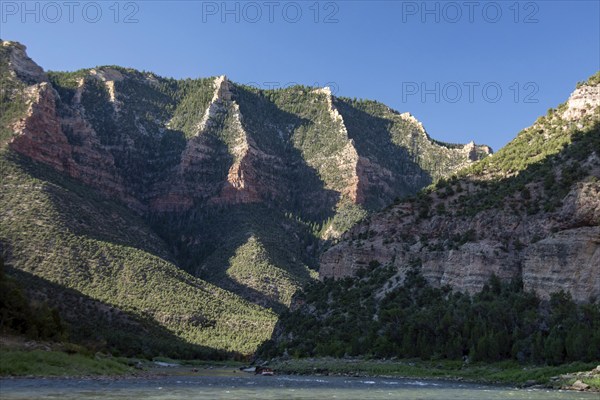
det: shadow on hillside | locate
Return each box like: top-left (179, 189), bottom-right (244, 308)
top-left (60, 72), bottom-right (191, 194)
top-left (4, 264), bottom-right (238, 360)
top-left (8, 151), bottom-right (178, 264)
top-left (150, 203), bottom-right (317, 314)
top-left (5, 85), bottom-right (445, 336)
top-left (7, 127), bottom-right (318, 317)
top-left (234, 85), bottom-right (341, 222)
top-left (334, 98), bottom-right (433, 210)
top-left (447, 121), bottom-right (600, 219)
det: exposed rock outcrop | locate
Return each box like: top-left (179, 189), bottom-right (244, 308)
top-left (10, 83), bottom-right (76, 173)
top-left (89, 68), bottom-right (124, 112)
top-left (523, 227), bottom-right (599, 303)
top-left (4, 43), bottom-right (143, 211)
top-left (311, 87), bottom-right (365, 203)
top-left (562, 83), bottom-right (600, 121)
top-left (196, 75), bottom-right (232, 133)
top-left (321, 177), bottom-right (600, 302)
top-left (2, 40), bottom-right (516, 311)
top-left (214, 102), bottom-right (264, 205)
top-left (2, 39), bottom-right (598, 353)
top-left (2, 41), bottom-right (47, 84)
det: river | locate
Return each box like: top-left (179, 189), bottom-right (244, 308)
top-left (0, 371), bottom-right (597, 400)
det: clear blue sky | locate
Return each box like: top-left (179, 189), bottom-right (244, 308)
top-left (2, 0), bottom-right (599, 151)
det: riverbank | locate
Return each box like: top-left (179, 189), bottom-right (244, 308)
top-left (267, 357), bottom-right (600, 391)
top-left (1, 338), bottom-right (597, 392)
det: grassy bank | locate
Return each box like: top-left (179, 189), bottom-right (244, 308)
top-left (268, 357), bottom-right (600, 390)
top-left (0, 338), bottom-right (247, 378)
top-left (0, 349), bottom-right (134, 377)
top-left (0, 349), bottom-right (247, 378)
top-left (0, 331), bottom-right (246, 378)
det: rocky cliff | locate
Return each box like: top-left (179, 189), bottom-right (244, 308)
top-left (320, 74), bottom-right (600, 303)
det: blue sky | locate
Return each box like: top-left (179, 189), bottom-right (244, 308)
top-left (1, 0), bottom-right (599, 151)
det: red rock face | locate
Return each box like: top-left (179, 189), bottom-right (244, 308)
top-left (5, 41), bottom-right (489, 219)
top-left (6, 41), bottom-right (598, 304)
top-left (10, 84), bottom-right (78, 175)
top-left (5, 78), bottom-right (487, 219)
top-left (9, 81), bottom-right (145, 212)
top-left (216, 157), bottom-right (263, 204)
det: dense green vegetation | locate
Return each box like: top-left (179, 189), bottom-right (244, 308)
top-left (149, 203), bottom-right (319, 312)
top-left (234, 85), bottom-right (340, 220)
top-left (270, 76), bottom-right (600, 378)
top-left (576, 71), bottom-right (600, 88)
top-left (396, 91), bottom-right (600, 221)
top-left (47, 69), bottom-right (90, 104)
top-left (222, 235), bottom-right (315, 308)
top-left (322, 203), bottom-right (369, 237)
top-left (168, 77), bottom-right (219, 137)
top-left (463, 101), bottom-right (597, 180)
top-left (262, 264), bottom-right (600, 365)
top-left (337, 97), bottom-right (487, 197)
top-left (234, 84), bottom-right (482, 213)
top-left (0, 257), bottom-right (67, 341)
top-left (42, 61), bottom-right (484, 237)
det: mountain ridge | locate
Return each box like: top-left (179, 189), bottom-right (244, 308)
top-left (0, 39), bottom-right (490, 356)
top-left (3, 40), bottom-right (492, 214)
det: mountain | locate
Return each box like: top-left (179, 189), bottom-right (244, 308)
top-left (320, 73), bottom-right (600, 302)
top-left (261, 73), bottom-right (600, 364)
top-left (0, 40), bottom-right (488, 357)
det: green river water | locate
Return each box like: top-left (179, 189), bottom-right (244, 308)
top-left (0, 371), bottom-right (597, 399)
